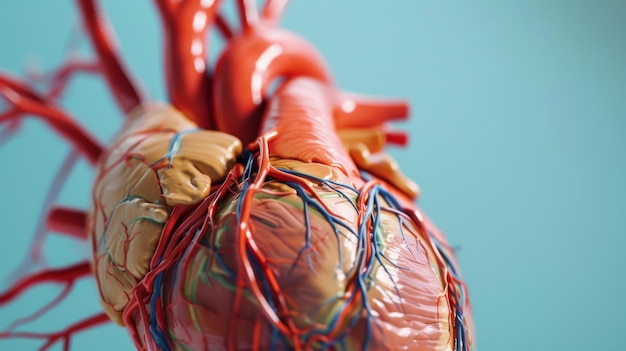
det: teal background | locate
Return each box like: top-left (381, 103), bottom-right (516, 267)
top-left (0, 1), bottom-right (625, 350)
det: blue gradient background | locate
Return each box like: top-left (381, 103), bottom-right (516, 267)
top-left (0, 1), bottom-right (624, 350)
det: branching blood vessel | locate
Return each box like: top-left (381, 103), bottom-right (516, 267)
top-left (0, 1), bottom-right (475, 350)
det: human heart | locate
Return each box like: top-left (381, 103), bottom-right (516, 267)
top-left (0, 1), bottom-right (474, 350)
top-left (89, 52), bottom-right (474, 350)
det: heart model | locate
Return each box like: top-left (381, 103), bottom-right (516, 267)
top-left (0, 1), bottom-right (475, 350)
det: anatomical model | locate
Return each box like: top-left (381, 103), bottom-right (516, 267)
top-left (0, 1), bottom-right (474, 350)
